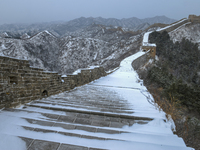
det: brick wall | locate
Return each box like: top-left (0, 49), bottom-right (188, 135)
top-left (0, 56), bottom-right (106, 108)
top-left (142, 46), bottom-right (156, 58)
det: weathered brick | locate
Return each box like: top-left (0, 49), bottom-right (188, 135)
top-left (0, 56), bottom-right (106, 108)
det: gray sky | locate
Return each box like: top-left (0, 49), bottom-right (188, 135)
top-left (0, 0), bottom-right (200, 24)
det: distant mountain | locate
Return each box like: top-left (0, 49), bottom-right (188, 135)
top-left (0, 16), bottom-right (176, 37)
top-left (142, 16), bottom-right (176, 25)
top-left (0, 15), bottom-right (178, 74)
top-left (49, 16), bottom-right (176, 35)
top-left (0, 25), bottom-right (143, 74)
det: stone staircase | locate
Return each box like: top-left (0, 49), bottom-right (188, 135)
top-left (0, 52), bottom-right (193, 150)
top-left (0, 83), bottom-right (191, 150)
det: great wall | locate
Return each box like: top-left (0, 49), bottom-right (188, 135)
top-left (0, 56), bottom-right (106, 109)
top-left (0, 15), bottom-right (199, 150)
top-left (140, 15), bottom-right (200, 63)
top-left (1, 15), bottom-right (199, 110)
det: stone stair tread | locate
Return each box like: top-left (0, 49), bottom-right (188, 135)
top-left (1, 134), bottom-right (189, 150)
top-left (2, 108), bottom-right (179, 137)
top-left (19, 137), bottom-right (107, 150)
top-left (1, 106), bottom-right (191, 149)
top-left (29, 101), bottom-right (134, 114)
top-left (25, 104), bottom-right (152, 121)
top-left (3, 107), bottom-right (173, 136)
top-left (17, 133), bottom-right (189, 150)
top-left (37, 98), bottom-right (131, 106)
top-left (33, 100), bottom-right (133, 112)
top-left (17, 124), bottom-right (186, 148)
top-left (3, 108), bottom-right (150, 128)
top-left (1, 107), bottom-right (191, 149)
top-left (19, 124), bottom-right (185, 147)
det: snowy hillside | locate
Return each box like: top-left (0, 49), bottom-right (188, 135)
top-left (0, 31), bottom-right (61, 71)
top-left (0, 25), bottom-right (142, 74)
top-left (59, 34), bottom-right (141, 73)
top-left (169, 23), bottom-right (200, 49)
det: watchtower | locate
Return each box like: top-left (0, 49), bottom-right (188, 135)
top-left (142, 43), bottom-right (156, 58)
top-left (188, 15), bottom-right (200, 23)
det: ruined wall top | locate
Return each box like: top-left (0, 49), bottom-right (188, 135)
top-left (188, 15), bottom-right (200, 23)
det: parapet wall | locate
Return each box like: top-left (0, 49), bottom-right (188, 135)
top-left (0, 56), bottom-right (106, 108)
top-left (158, 19), bottom-right (189, 33)
top-left (132, 52), bottom-right (151, 70)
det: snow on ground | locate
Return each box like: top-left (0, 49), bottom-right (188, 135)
top-left (143, 32), bottom-right (151, 43)
top-left (92, 52), bottom-right (166, 118)
top-left (91, 51), bottom-right (191, 149)
top-left (142, 18), bottom-right (188, 47)
top-left (169, 22), bottom-right (191, 33)
top-left (169, 23), bottom-right (200, 49)
top-left (143, 31), bottom-right (156, 46)
top-left (72, 66), bottom-right (100, 75)
top-left (0, 51), bottom-right (193, 149)
top-left (157, 18), bottom-right (188, 32)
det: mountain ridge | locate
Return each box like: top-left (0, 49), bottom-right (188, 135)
top-left (0, 16), bottom-right (176, 37)
top-left (0, 24), bottom-right (143, 74)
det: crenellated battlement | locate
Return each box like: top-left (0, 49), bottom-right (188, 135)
top-left (0, 55), bottom-right (106, 108)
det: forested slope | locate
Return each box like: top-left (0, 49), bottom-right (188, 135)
top-left (139, 31), bottom-right (200, 149)
top-left (148, 31), bottom-right (200, 111)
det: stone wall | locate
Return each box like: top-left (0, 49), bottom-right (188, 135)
top-left (142, 46), bottom-right (156, 58)
top-left (188, 15), bottom-right (200, 23)
top-left (159, 18), bottom-right (189, 33)
top-left (141, 18), bottom-right (192, 60)
top-left (0, 56), bottom-right (106, 108)
top-left (132, 52), bottom-right (151, 70)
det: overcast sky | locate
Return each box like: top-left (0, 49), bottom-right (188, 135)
top-left (0, 0), bottom-right (200, 24)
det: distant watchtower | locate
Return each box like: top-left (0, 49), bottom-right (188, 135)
top-left (188, 15), bottom-right (200, 23)
top-left (142, 43), bottom-right (156, 58)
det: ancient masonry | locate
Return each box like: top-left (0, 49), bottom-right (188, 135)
top-left (141, 15), bottom-right (200, 58)
top-left (132, 52), bottom-right (151, 70)
top-left (141, 44), bottom-right (156, 58)
top-left (188, 15), bottom-right (200, 23)
top-left (0, 56), bottom-right (106, 108)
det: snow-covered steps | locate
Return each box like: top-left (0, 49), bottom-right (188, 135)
top-left (0, 108), bottom-right (189, 150)
top-left (0, 51), bottom-right (193, 149)
top-left (3, 107), bottom-right (151, 129)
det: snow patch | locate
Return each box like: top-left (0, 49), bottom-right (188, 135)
top-left (157, 18), bottom-right (188, 32)
top-left (1, 44), bottom-right (6, 50)
top-left (93, 52), bottom-right (98, 60)
top-left (72, 66), bottom-right (100, 75)
top-left (61, 75), bottom-right (67, 77)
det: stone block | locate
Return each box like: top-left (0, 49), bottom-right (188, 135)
top-left (28, 140), bottom-right (60, 150)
